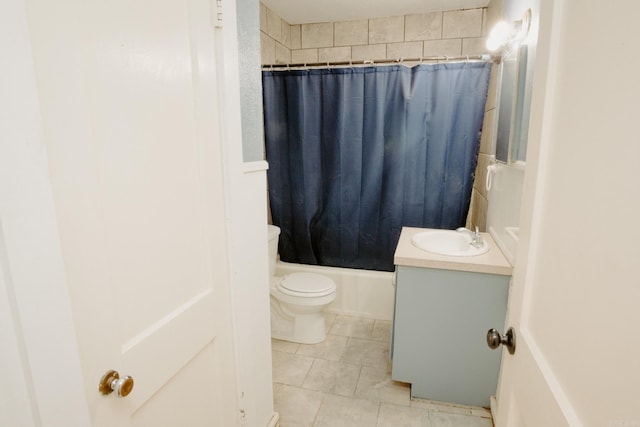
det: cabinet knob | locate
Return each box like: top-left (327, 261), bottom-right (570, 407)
top-left (487, 327), bottom-right (516, 354)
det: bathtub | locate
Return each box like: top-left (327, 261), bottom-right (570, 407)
top-left (275, 261), bottom-right (395, 321)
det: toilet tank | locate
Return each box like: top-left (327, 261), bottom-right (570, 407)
top-left (267, 225), bottom-right (281, 277)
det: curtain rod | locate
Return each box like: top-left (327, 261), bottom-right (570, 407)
top-left (262, 54), bottom-right (500, 70)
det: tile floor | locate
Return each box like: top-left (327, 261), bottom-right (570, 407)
top-left (272, 314), bottom-right (494, 427)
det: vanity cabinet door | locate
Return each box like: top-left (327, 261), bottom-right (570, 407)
top-left (391, 265), bottom-right (509, 407)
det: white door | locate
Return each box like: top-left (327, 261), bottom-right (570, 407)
top-left (13, 0), bottom-right (240, 425)
top-left (494, 1), bottom-right (640, 425)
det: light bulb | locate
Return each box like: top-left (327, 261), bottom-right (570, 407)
top-left (486, 21), bottom-right (513, 51)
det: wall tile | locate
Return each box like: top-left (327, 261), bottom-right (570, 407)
top-left (260, 31), bottom-right (276, 65)
top-left (335, 20), bottom-right (369, 47)
top-left (259, 3), bottom-right (267, 32)
top-left (423, 39), bottom-right (462, 57)
top-left (290, 25), bottom-right (301, 49)
top-left (482, 9), bottom-right (488, 36)
top-left (351, 44), bottom-right (386, 61)
top-left (470, 191), bottom-right (488, 232)
top-left (485, 0), bottom-right (504, 36)
top-left (301, 22), bottom-right (334, 48)
top-left (291, 48), bottom-right (319, 64)
top-left (405, 12), bottom-right (442, 41)
top-left (479, 108), bottom-right (496, 154)
top-left (275, 43), bottom-right (291, 64)
top-left (259, 5), bottom-right (490, 67)
top-left (443, 9), bottom-right (483, 39)
top-left (281, 21), bottom-right (291, 48)
top-left (462, 37), bottom-right (488, 55)
top-left (266, 7), bottom-right (283, 41)
top-left (319, 47), bottom-right (352, 63)
top-left (369, 16), bottom-right (404, 44)
top-left (465, 189), bottom-right (476, 229)
top-left (386, 41), bottom-right (423, 59)
top-left (474, 153), bottom-right (492, 198)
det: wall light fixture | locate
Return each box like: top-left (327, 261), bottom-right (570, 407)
top-left (486, 9), bottom-right (532, 52)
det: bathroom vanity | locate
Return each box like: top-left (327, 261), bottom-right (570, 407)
top-left (392, 227), bottom-right (512, 407)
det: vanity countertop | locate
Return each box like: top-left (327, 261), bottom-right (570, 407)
top-left (394, 227), bottom-right (512, 276)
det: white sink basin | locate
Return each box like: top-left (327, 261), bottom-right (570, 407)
top-left (411, 229), bottom-right (489, 257)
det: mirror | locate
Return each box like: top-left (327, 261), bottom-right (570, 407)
top-left (495, 44), bottom-right (529, 163)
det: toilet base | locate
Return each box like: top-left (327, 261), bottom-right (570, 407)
top-left (270, 298), bottom-right (329, 344)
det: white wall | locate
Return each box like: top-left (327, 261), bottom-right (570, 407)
top-left (519, 1), bottom-right (640, 423)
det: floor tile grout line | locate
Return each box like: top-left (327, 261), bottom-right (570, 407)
top-left (328, 331), bottom-right (392, 344)
top-left (352, 364), bottom-right (363, 398)
top-left (374, 399), bottom-right (382, 427)
top-left (310, 391), bottom-right (327, 427)
top-left (299, 355), bottom-right (317, 388)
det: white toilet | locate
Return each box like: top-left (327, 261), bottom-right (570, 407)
top-left (267, 225), bottom-right (336, 344)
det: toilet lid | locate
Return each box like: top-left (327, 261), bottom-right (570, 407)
top-left (278, 273), bottom-right (336, 297)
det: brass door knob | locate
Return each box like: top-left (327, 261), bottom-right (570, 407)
top-left (99, 370), bottom-right (134, 397)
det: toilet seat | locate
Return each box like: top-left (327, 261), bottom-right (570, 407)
top-left (277, 273), bottom-right (336, 298)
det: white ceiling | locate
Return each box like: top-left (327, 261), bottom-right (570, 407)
top-left (261, 0), bottom-right (491, 24)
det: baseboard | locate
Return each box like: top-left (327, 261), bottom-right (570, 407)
top-left (490, 395), bottom-right (498, 426)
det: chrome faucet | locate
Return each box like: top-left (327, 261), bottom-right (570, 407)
top-left (456, 226), bottom-right (484, 248)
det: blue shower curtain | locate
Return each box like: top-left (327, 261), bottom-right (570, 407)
top-left (263, 62), bottom-right (491, 271)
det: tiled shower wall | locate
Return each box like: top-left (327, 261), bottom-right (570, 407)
top-left (260, 5), bottom-right (493, 65)
top-left (467, 64), bottom-right (499, 232)
top-left (259, 2), bottom-right (502, 231)
top-left (467, 0), bottom-right (502, 232)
